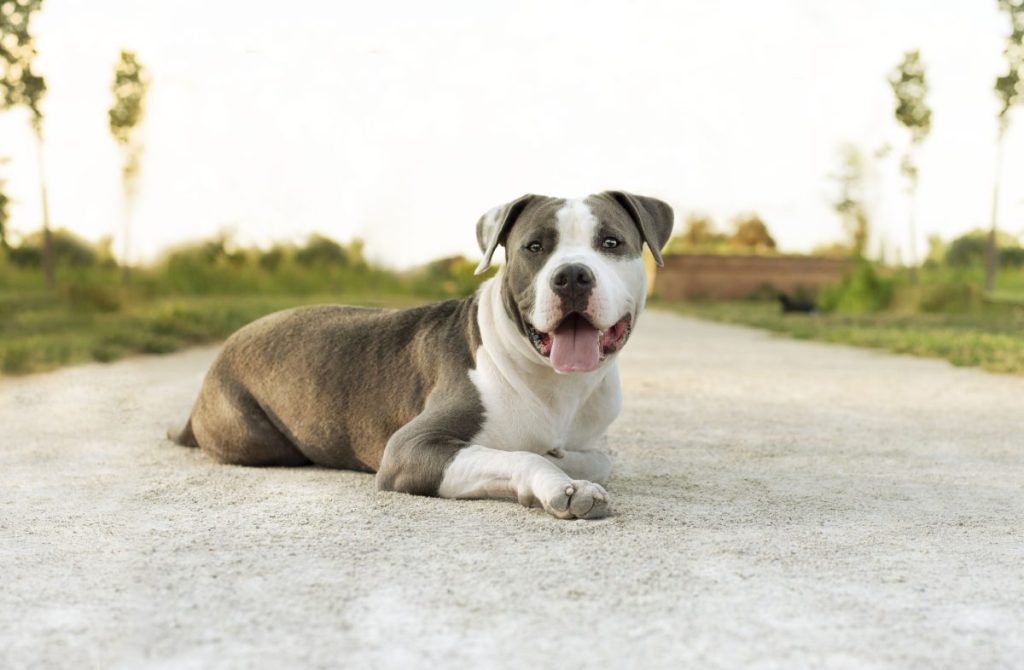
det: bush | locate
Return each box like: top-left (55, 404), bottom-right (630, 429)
top-left (295, 235), bottom-right (348, 267)
top-left (917, 282), bottom-right (982, 313)
top-left (946, 230), bottom-right (1024, 268)
top-left (1000, 247), bottom-right (1024, 268)
top-left (8, 228), bottom-right (102, 267)
top-left (819, 261), bottom-right (894, 313)
top-left (63, 283), bottom-right (122, 313)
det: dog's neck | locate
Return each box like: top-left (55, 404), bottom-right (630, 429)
top-left (475, 275), bottom-right (614, 401)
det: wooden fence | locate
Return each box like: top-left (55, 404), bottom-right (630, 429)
top-left (653, 253), bottom-right (853, 300)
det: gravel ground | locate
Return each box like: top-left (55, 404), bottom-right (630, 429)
top-left (1, 309), bottom-right (1022, 669)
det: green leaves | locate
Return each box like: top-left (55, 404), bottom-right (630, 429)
top-left (888, 50), bottom-right (932, 145)
top-left (108, 50), bottom-right (148, 145)
top-left (995, 0), bottom-right (1024, 124)
top-left (0, 0), bottom-right (46, 125)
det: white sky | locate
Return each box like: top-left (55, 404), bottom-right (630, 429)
top-left (1, 0), bottom-right (1022, 268)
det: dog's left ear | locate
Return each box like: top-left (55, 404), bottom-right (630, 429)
top-left (603, 191), bottom-right (675, 267)
top-left (475, 193), bottom-right (541, 275)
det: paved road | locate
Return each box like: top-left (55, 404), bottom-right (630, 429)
top-left (2, 309), bottom-right (1022, 669)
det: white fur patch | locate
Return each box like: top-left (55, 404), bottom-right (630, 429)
top-left (529, 199), bottom-right (648, 333)
top-left (469, 278), bottom-right (621, 456)
top-left (438, 444), bottom-right (610, 519)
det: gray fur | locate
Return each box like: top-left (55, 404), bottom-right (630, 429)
top-left (493, 197), bottom-right (565, 336)
top-left (475, 193), bottom-right (546, 273)
top-left (173, 299), bottom-right (483, 495)
top-left (592, 191), bottom-right (675, 265)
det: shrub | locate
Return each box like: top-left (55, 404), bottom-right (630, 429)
top-left (8, 228), bottom-right (101, 267)
top-left (946, 230), bottom-right (1023, 268)
top-left (819, 260), bottom-right (894, 313)
top-left (295, 235), bottom-right (348, 267)
top-left (64, 283), bottom-right (122, 313)
top-left (917, 282), bottom-right (982, 313)
top-left (1000, 247), bottom-right (1024, 268)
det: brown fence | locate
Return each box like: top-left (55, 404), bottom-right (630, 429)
top-left (654, 253), bottom-right (853, 301)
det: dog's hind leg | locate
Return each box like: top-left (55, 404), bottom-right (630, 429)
top-left (188, 378), bottom-right (311, 467)
top-left (167, 419), bottom-right (198, 447)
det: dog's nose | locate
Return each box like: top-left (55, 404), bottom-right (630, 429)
top-left (551, 263), bottom-right (595, 299)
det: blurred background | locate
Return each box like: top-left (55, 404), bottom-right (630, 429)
top-left (1, 0), bottom-right (1022, 375)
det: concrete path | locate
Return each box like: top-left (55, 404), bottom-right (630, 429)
top-left (1, 309), bottom-right (1022, 669)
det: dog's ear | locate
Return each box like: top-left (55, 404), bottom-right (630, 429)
top-left (603, 191), bottom-right (674, 267)
top-left (475, 193), bottom-right (540, 275)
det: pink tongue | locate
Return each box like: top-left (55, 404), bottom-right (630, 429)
top-left (550, 316), bottom-right (601, 373)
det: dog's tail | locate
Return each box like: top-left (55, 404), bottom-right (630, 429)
top-left (167, 418), bottom-right (198, 448)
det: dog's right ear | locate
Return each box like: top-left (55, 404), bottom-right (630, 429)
top-left (475, 194), bottom-right (540, 275)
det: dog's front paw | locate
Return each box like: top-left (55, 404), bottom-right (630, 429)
top-left (540, 479), bottom-right (610, 520)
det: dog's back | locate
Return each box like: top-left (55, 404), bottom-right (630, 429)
top-left (172, 300), bottom-right (480, 471)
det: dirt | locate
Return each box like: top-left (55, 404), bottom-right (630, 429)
top-left (2, 309), bottom-right (1022, 669)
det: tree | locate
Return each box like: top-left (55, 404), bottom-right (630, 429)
top-left (987, 0), bottom-right (1024, 291)
top-left (888, 50), bottom-right (932, 284)
top-left (830, 144), bottom-right (870, 257)
top-left (295, 234), bottom-right (349, 267)
top-left (946, 229), bottom-right (1023, 267)
top-left (663, 213), bottom-right (728, 254)
top-left (729, 213), bottom-right (776, 252)
top-left (0, 0), bottom-right (53, 287)
top-left (108, 49), bottom-right (149, 285)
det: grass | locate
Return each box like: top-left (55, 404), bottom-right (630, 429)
top-left (660, 300), bottom-right (1024, 375)
top-left (0, 290), bottom-right (427, 376)
top-left (0, 233), bottom-right (488, 376)
top-left (5, 235), bottom-right (1023, 377)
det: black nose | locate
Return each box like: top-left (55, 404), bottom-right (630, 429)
top-left (550, 263), bottom-right (595, 298)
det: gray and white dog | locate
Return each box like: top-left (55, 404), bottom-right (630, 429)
top-left (169, 191), bottom-right (672, 519)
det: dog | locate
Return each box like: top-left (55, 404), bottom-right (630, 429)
top-left (777, 292), bottom-right (817, 314)
top-left (168, 191), bottom-right (673, 519)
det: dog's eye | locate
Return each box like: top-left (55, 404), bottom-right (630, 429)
top-left (602, 237), bottom-right (621, 249)
top-left (525, 241), bottom-right (542, 253)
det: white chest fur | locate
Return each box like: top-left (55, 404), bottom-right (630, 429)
top-left (470, 279), bottom-right (622, 454)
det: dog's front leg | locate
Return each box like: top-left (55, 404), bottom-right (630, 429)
top-left (544, 447), bottom-right (612, 486)
top-left (375, 394), bottom-right (609, 519)
top-left (438, 446), bottom-right (610, 519)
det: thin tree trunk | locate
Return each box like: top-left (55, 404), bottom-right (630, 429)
top-left (34, 127), bottom-right (55, 290)
top-left (985, 129), bottom-right (1005, 293)
top-left (907, 181), bottom-right (918, 285)
top-left (120, 147), bottom-right (141, 287)
top-left (121, 190), bottom-right (131, 286)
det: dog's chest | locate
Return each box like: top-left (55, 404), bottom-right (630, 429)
top-left (467, 353), bottom-right (621, 454)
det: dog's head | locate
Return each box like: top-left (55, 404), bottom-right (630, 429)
top-left (476, 191), bottom-right (673, 373)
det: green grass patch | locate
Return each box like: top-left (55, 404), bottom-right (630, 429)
top-left (0, 292), bottom-right (426, 376)
top-left (659, 300), bottom-right (1024, 375)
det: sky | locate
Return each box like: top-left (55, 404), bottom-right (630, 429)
top-left (1, 0), bottom-right (1022, 269)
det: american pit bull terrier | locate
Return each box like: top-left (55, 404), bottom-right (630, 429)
top-left (169, 191), bottom-right (673, 519)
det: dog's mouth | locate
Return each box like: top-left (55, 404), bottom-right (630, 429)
top-left (526, 313), bottom-right (633, 373)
